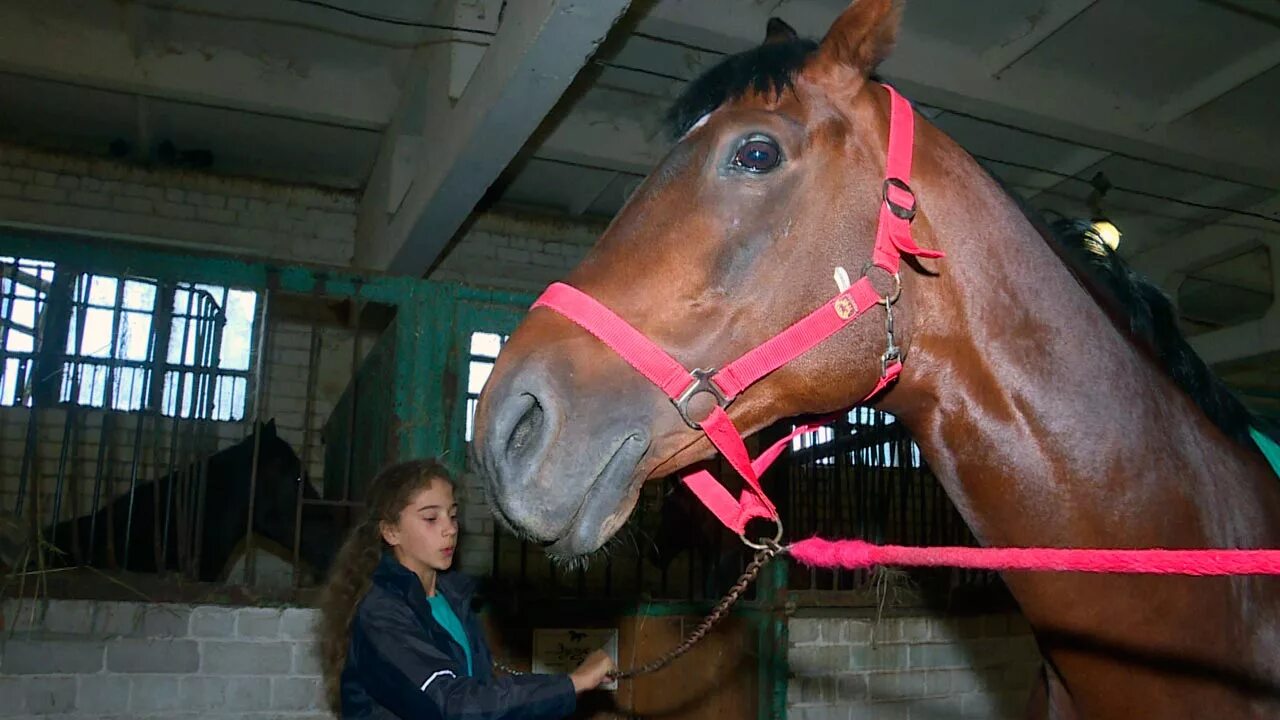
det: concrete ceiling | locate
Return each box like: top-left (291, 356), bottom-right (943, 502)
top-left (0, 0), bottom-right (1276, 412)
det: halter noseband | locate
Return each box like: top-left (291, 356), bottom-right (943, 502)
top-left (529, 84), bottom-right (944, 545)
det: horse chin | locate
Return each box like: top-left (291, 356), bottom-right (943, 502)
top-left (542, 486), bottom-right (643, 560)
top-left (491, 430), bottom-right (651, 559)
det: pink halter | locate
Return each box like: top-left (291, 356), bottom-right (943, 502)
top-left (530, 85), bottom-right (944, 546)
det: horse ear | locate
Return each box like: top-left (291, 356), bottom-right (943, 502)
top-left (764, 17), bottom-right (799, 44)
top-left (815, 0), bottom-right (901, 76)
top-left (263, 419), bottom-right (277, 437)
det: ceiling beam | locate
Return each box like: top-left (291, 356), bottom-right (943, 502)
top-left (534, 86), bottom-right (668, 176)
top-left (1019, 147), bottom-right (1113, 202)
top-left (1149, 38), bottom-right (1280, 126)
top-left (627, 0), bottom-right (1280, 189)
top-left (1130, 193), bottom-right (1280, 287)
top-left (880, 34), bottom-right (1280, 190)
top-left (355, 0), bottom-right (633, 275)
top-left (1127, 193), bottom-right (1280, 366)
top-left (1188, 237), bottom-right (1279, 365)
top-left (981, 0), bottom-right (1100, 77)
top-left (568, 172), bottom-right (618, 216)
top-left (0, 2), bottom-right (397, 129)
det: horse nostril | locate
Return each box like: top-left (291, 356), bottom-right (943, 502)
top-left (505, 393), bottom-right (545, 464)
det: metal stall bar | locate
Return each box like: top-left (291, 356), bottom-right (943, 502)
top-left (292, 326), bottom-right (323, 588)
top-left (50, 276), bottom-right (94, 553)
top-left (242, 275), bottom-right (273, 586)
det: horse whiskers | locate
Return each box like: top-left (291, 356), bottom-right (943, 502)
top-left (547, 527), bottom-right (647, 573)
top-left (478, 480), bottom-right (535, 544)
top-left (634, 527), bottom-right (662, 562)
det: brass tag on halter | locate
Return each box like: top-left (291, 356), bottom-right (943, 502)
top-left (834, 297), bottom-right (857, 320)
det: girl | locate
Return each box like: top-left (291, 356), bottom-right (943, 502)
top-left (318, 458), bottom-right (614, 718)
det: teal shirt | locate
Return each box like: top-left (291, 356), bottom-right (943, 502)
top-left (427, 594), bottom-right (473, 677)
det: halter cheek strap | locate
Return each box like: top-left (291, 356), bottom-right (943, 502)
top-left (530, 85), bottom-right (944, 541)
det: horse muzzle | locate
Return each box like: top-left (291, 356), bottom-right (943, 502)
top-left (475, 365), bottom-right (652, 557)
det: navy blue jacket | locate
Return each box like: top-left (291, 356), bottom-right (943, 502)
top-left (341, 553), bottom-right (576, 719)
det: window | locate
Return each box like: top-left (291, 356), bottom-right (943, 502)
top-left (0, 257), bottom-right (55, 406)
top-left (162, 283), bottom-right (257, 421)
top-left (62, 274), bottom-right (158, 411)
top-left (464, 331), bottom-right (507, 442)
top-left (791, 406), bottom-right (922, 468)
top-left (0, 257), bottom-right (258, 421)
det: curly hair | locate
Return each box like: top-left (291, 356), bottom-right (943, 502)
top-left (316, 458), bottom-right (455, 716)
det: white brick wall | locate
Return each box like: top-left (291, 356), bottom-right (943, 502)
top-left (0, 142), bottom-right (356, 267)
top-left (0, 598), bottom-right (331, 719)
top-left (261, 322), bottom-right (378, 488)
top-left (429, 211), bottom-right (605, 293)
top-left (787, 612), bottom-right (1042, 720)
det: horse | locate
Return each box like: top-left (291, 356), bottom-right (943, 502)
top-left (22, 419), bottom-right (339, 584)
top-left (472, 2), bottom-right (1280, 717)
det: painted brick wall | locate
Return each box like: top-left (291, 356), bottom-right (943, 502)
top-left (429, 211), bottom-right (604, 294)
top-left (0, 600), bottom-right (1042, 720)
top-left (0, 598), bottom-right (331, 719)
top-left (787, 611), bottom-right (1042, 720)
top-left (0, 142), bottom-right (356, 267)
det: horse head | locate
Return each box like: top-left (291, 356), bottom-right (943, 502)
top-left (473, 1), bottom-right (919, 557)
top-left (227, 419), bottom-right (338, 579)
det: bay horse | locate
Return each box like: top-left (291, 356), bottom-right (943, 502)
top-left (472, 1), bottom-right (1280, 717)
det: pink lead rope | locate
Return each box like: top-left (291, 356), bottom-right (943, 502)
top-left (789, 538), bottom-right (1280, 576)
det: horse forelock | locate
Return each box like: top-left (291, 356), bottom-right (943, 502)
top-left (665, 37), bottom-right (819, 140)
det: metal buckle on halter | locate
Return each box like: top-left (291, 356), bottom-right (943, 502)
top-left (882, 177), bottom-right (917, 221)
top-left (856, 261), bottom-right (903, 373)
top-left (739, 515), bottom-right (785, 551)
top-left (673, 367), bottom-right (729, 429)
top-left (859, 261), bottom-right (902, 306)
top-left (881, 344), bottom-right (901, 374)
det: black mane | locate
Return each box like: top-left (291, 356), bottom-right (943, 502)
top-left (665, 37), bottom-right (818, 139)
top-left (1038, 215), bottom-right (1276, 453)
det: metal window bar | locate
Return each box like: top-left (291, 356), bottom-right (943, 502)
top-left (8, 259), bottom-right (59, 518)
top-left (9, 263), bottom-right (256, 580)
top-left (242, 279), bottom-right (272, 586)
top-left (0, 259), bottom-right (53, 408)
top-left (778, 408), bottom-right (1001, 603)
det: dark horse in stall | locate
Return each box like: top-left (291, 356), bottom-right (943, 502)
top-left (28, 419), bottom-right (338, 584)
top-left (472, 2), bottom-right (1280, 717)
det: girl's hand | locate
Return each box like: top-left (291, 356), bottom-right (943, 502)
top-left (569, 650), bottom-right (616, 693)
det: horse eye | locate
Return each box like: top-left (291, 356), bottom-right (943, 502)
top-left (733, 138), bottom-right (782, 173)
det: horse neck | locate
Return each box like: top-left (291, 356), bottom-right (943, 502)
top-left (885, 139), bottom-right (1280, 681)
top-left (886, 146), bottom-right (1279, 547)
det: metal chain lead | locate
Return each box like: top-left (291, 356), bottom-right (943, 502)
top-left (493, 543), bottom-right (784, 681)
top-left (880, 293), bottom-right (900, 373)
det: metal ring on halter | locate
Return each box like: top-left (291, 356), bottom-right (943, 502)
top-left (882, 177), bottom-right (917, 220)
top-left (860, 261), bottom-right (902, 306)
top-left (738, 515), bottom-right (784, 550)
top-left (673, 367), bottom-right (729, 429)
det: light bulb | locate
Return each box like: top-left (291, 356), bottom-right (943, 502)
top-left (1091, 219), bottom-right (1121, 251)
